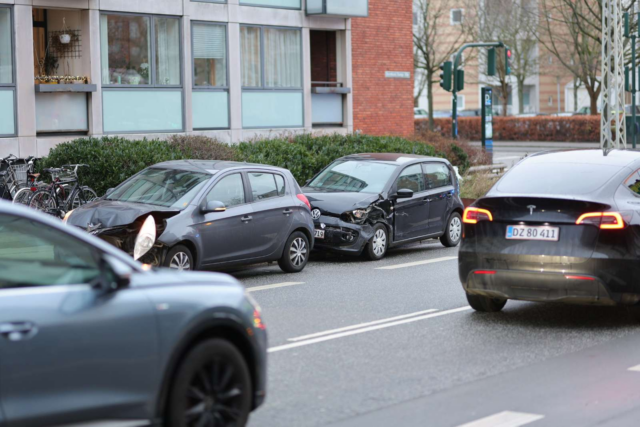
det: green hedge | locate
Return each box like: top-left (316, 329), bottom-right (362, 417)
top-left (39, 134), bottom-right (447, 196)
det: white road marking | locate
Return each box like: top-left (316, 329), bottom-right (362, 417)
top-left (246, 282), bottom-right (304, 292)
top-left (269, 306), bottom-right (472, 353)
top-left (628, 364), bottom-right (640, 372)
top-left (288, 309), bottom-right (439, 342)
top-left (376, 256), bottom-right (458, 270)
top-left (457, 411), bottom-right (544, 427)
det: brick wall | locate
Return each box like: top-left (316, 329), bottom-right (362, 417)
top-left (351, 0), bottom-right (414, 137)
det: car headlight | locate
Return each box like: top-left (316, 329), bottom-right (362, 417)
top-left (62, 210), bottom-right (74, 224)
top-left (134, 215), bottom-right (156, 261)
top-left (351, 208), bottom-right (370, 221)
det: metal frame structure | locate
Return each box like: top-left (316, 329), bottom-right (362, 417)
top-left (601, 0), bottom-right (627, 152)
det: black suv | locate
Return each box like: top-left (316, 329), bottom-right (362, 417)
top-left (303, 153), bottom-right (465, 260)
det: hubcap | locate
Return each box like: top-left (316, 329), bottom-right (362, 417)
top-left (449, 217), bottom-right (462, 242)
top-left (289, 237), bottom-right (307, 267)
top-left (170, 252), bottom-right (191, 271)
top-left (184, 359), bottom-right (244, 426)
top-left (372, 229), bottom-right (387, 256)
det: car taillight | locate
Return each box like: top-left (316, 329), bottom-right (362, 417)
top-left (297, 194), bottom-right (311, 210)
top-left (253, 310), bottom-right (266, 330)
top-left (463, 207), bottom-right (493, 224)
top-left (576, 212), bottom-right (625, 229)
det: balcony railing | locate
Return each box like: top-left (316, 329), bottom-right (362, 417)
top-left (307, 0), bottom-right (368, 17)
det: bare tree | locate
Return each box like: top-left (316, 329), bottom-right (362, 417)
top-left (463, 0), bottom-right (540, 115)
top-left (413, 0), bottom-right (468, 130)
top-left (537, 0), bottom-right (637, 115)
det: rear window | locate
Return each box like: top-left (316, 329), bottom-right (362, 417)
top-left (496, 163), bottom-right (621, 195)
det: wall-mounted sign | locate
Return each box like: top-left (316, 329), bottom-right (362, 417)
top-left (385, 71), bottom-right (411, 79)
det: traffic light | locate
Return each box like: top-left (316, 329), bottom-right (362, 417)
top-left (456, 69), bottom-right (465, 92)
top-left (439, 61), bottom-right (453, 92)
top-left (505, 48), bottom-right (512, 75)
top-left (487, 48), bottom-right (496, 76)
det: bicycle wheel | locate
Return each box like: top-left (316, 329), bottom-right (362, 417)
top-left (12, 187), bottom-right (33, 205)
top-left (68, 186), bottom-right (98, 210)
top-left (29, 190), bottom-right (58, 215)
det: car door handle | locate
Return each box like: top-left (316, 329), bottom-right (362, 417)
top-left (424, 197), bottom-right (434, 202)
top-left (241, 216), bottom-right (253, 223)
top-left (0, 322), bottom-right (37, 341)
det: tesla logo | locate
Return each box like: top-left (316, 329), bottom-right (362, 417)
top-left (527, 205), bottom-right (536, 215)
top-left (311, 209), bottom-right (321, 220)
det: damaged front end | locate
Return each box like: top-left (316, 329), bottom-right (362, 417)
top-left (78, 211), bottom-right (179, 266)
top-left (312, 198), bottom-right (392, 255)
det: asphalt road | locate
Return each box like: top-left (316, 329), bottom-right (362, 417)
top-left (229, 239), bottom-right (640, 427)
top-left (469, 141), bottom-right (598, 168)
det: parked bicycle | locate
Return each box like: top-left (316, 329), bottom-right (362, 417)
top-left (29, 164), bottom-right (97, 218)
top-left (12, 157), bottom-right (44, 205)
top-left (0, 155), bottom-right (32, 202)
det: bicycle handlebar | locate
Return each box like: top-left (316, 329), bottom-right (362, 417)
top-left (1, 154), bottom-right (17, 163)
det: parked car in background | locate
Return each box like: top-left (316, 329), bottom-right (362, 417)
top-left (0, 201), bottom-right (267, 426)
top-left (459, 149), bottom-right (640, 318)
top-left (414, 108), bottom-right (428, 119)
top-left (457, 109), bottom-right (481, 117)
top-left (66, 160), bottom-right (314, 273)
top-left (433, 110), bottom-right (453, 118)
top-left (303, 153), bottom-right (464, 260)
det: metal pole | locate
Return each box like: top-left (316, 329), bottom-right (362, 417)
top-left (633, 35), bottom-right (637, 149)
top-left (450, 41), bottom-right (504, 139)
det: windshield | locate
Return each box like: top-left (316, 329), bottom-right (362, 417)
top-left (107, 168), bottom-right (210, 208)
top-left (307, 160), bottom-right (397, 193)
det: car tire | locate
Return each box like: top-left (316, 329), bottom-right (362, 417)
top-left (466, 293), bottom-right (507, 312)
top-left (164, 245), bottom-right (194, 271)
top-left (440, 212), bottom-right (463, 248)
top-left (167, 339), bottom-right (252, 427)
top-left (365, 224), bottom-right (388, 261)
top-left (278, 231), bottom-right (310, 273)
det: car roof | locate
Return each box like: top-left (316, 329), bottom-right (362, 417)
top-left (526, 149), bottom-right (640, 167)
top-left (338, 153), bottom-right (450, 166)
top-left (0, 201), bottom-right (143, 270)
top-left (153, 160), bottom-right (288, 174)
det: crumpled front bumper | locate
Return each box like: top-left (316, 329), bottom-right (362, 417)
top-left (83, 225), bottom-right (167, 266)
top-left (313, 215), bottom-right (374, 255)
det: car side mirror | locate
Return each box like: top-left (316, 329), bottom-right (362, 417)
top-left (201, 200), bottom-right (226, 214)
top-left (102, 254), bottom-right (132, 291)
top-left (395, 189), bottom-right (414, 199)
top-left (105, 188), bottom-right (115, 197)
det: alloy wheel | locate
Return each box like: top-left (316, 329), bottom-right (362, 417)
top-left (170, 252), bottom-right (191, 271)
top-left (289, 237), bottom-right (307, 267)
top-left (449, 216), bottom-right (462, 242)
top-left (372, 228), bottom-right (387, 256)
top-left (183, 359), bottom-right (244, 427)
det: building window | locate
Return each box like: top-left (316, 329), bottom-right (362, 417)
top-left (0, 6), bottom-right (15, 136)
top-left (192, 22), bottom-right (229, 130)
top-left (457, 95), bottom-right (466, 110)
top-left (548, 96), bottom-right (553, 106)
top-left (100, 13), bottom-right (183, 133)
top-left (240, 0), bottom-right (301, 10)
top-left (241, 26), bottom-right (303, 128)
top-left (450, 9), bottom-right (463, 25)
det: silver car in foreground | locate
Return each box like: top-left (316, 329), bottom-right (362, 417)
top-left (0, 201), bottom-right (267, 427)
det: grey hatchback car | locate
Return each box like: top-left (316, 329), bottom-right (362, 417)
top-left (66, 160), bottom-right (315, 273)
top-left (0, 201), bottom-right (267, 427)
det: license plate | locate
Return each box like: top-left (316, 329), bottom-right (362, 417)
top-left (506, 225), bottom-right (559, 241)
top-left (314, 229), bottom-right (325, 239)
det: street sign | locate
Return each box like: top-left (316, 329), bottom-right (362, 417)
top-left (481, 87), bottom-right (493, 154)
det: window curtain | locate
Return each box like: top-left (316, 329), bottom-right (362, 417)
top-left (156, 18), bottom-right (181, 85)
top-left (263, 28), bottom-right (301, 88)
top-left (100, 15), bottom-right (109, 85)
top-left (0, 9), bottom-right (13, 84)
top-left (241, 27), bottom-right (261, 87)
top-left (193, 23), bottom-right (226, 87)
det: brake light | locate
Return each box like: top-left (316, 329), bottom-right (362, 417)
top-left (565, 275), bottom-right (595, 281)
top-left (463, 207), bottom-right (493, 224)
top-left (297, 194), bottom-right (311, 210)
top-left (253, 310), bottom-right (266, 330)
top-left (474, 270), bottom-right (496, 275)
top-left (576, 212), bottom-right (625, 229)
